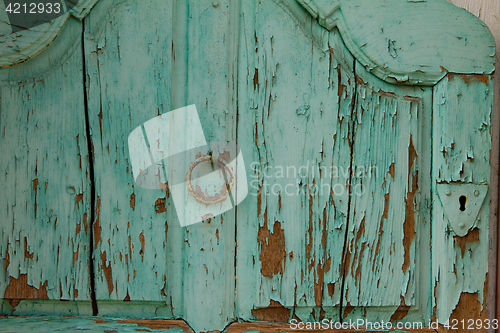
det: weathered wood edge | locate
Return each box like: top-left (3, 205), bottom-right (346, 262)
top-left (295, 0), bottom-right (495, 86)
top-left (0, 316), bottom-right (438, 333)
top-left (70, 0), bottom-right (100, 20)
top-left (0, 316), bottom-right (195, 333)
top-left (0, 0), bottom-right (99, 68)
top-left (1, 300), bottom-right (93, 316)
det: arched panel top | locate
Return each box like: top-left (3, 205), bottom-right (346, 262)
top-left (0, 0), bottom-right (98, 68)
top-left (297, 0), bottom-right (495, 85)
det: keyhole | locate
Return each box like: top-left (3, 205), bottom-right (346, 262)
top-left (459, 195), bottom-right (467, 212)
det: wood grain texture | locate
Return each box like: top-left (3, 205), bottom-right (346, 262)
top-left (0, 18), bottom-right (92, 307)
top-left (0, 300), bottom-right (93, 316)
top-left (431, 74), bottom-right (493, 326)
top-left (236, 0), bottom-right (354, 322)
top-left (84, 0), bottom-right (237, 331)
top-left (296, 0), bottom-right (495, 85)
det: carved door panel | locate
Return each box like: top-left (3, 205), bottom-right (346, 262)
top-left (0, 0), bottom-right (495, 332)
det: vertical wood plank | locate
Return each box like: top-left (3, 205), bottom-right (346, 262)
top-left (173, 0), bottom-right (237, 329)
top-left (85, 0), bottom-right (237, 330)
top-left (0, 19), bottom-right (91, 307)
top-left (84, 0), bottom-right (175, 305)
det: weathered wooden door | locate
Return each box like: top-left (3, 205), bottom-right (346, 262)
top-left (0, 0), bottom-right (495, 332)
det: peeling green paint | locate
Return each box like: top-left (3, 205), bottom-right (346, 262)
top-left (341, 61), bottom-right (433, 323)
top-left (0, 316), bottom-right (192, 333)
top-left (432, 74), bottom-right (492, 323)
top-left (236, 0), bottom-right (354, 323)
top-left (0, 0), bottom-right (98, 67)
top-left (0, 0), bottom-right (494, 331)
top-left (0, 18), bottom-right (92, 304)
top-left (83, 0), bottom-right (237, 331)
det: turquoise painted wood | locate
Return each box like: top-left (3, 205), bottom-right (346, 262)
top-left (83, 0), bottom-right (237, 331)
top-left (0, 0), bottom-right (495, 332)
top-left (0, 316), bottom-right (194, 333)
top-left (432, 74), bottom-right (493, 324)
top-left (236, 0), bottom-right (354, 323)
top-left (0, 316), bottom-right (441, 333)
top-left (0, 18), bottom-right (92, 309)
top-left (0, 0), bottom-right (98, 67)
top-left (298, 0), bottom-right (495, 84)
top-left (341, 62), bottom-right (433, 322)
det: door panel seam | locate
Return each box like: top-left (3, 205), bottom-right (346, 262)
top-left (81, 17), bottom-right (98, 316)
top-left (339, 59), bottom-right (358, 322)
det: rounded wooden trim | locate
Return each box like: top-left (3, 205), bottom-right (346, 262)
top-left (296, 0), bottom-right (495, 86)
top-left (0, 0), bottom-right (98, 68)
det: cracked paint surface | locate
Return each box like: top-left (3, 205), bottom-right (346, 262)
top-left (432, 74), bottom-right (492, 326)
top-left (236, 0), bottom-right (354, 323)
top-left (341, 61), bottom-right (433, 323)
top-left (0, 0), bottom-right (494, 331)
top-left (0, 19), bottom-right (92, 308)
top-left (83, 0), bottom-right (238, 331)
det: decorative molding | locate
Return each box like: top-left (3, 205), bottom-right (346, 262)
top-left (0, 0), bottom-right (98, 67)
top-left (296, 0), bottom-right (495, 85)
